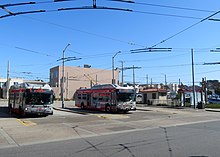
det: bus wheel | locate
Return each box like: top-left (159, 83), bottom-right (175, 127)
top-left (105, 105), bottom-right (111, 113)
top-left (8, 104), bottom-right (12, 114)
top-left (81, 103), bottom-right (84, 110)
top-left (123, 110), bottom-right (129, 114)
top-left (19, 107), bottom-right (26, 117)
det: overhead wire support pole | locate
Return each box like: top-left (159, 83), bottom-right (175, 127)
top-left (57, 43), bottom-right (81, 109)
top-left (191, 49), bottom-right (196, 109)
top-left (61, 43), bottom-right (70, 109)
top-left (119, 61), bottom-right (124, 86)
top-left (112, 51), bottom-right (121, 84)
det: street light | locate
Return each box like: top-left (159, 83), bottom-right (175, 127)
top-left (61, 43), bottom-right (71, 108)
top-left (112, 51), bottom-right (121, 84)
top-left (57, 46), bottom-right (82, 108)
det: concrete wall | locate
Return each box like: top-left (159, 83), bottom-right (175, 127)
top-left (50, 66), bottom-right (119, 100)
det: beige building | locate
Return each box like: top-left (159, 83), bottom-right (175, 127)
top-left (50, 65), bottom-right (120, 100)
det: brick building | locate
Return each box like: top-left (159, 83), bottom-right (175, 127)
top-left (50, 65), bottom-right (119, 100)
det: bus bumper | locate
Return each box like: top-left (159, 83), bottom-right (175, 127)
top-left (24, 106), bottom-right (53, 115)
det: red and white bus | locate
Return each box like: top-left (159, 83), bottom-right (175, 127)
top-left (8, 82), bottom-right (54, 116)
top-left (74, 84), bottom-right (136, 113)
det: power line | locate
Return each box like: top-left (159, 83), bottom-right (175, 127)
top-left (15, 46), bottom-right (57, 58)
top-left (0, 0), bottom-right (76, 8)
top-left (133, 10), bottom-right (202, 20)
top-left (126, 1), bottom-right (214, 13)
top-left (21, 15), bottom-right (145, 47)
top-left (151, 10), bottom-right (220, 48)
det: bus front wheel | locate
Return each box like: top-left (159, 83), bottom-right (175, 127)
top-left (19, 107), bottom-right (26, 117)
top-left (105, 105), bottom-right (111, 113)
top-left (81, 103), bottom-right (84, 110)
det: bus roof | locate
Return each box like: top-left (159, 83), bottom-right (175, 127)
top-left (10, 82), bottom-right (52, 90)
top-left (88, 84), bottom-right (134, 90)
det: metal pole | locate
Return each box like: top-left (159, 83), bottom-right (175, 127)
top-left (165, 74), bottom-right (167, 86)
top-left (112, 51), bottom-right (121, 84)
top-left (132, 65), bottom-right (136, 94)
top-left (6, 61), bottom-right (10, 99)
top-left (151, 78), bottom-right (152, 87)
top-left (119, 61), bottom-right (124, 86)
top-left (121, 61), bottom-right (124, 86)
top-left (146, 74), bottom-right (148, 85)
top-left (133, 65), bottom-right (135, 86)
top-left (66, 72), bottom-right (68, 100)
top-left (61, 43), bottom-right (71, 108)
top-left (191, 48), bottom-right (196, 109)
top-left (112, 56), bottom-right (114, 84)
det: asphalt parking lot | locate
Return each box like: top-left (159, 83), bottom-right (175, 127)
top-left (1, 100), bottom-right (220, 149)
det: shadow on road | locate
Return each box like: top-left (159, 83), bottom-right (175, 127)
top-left (0, 106), bottom-right (49, 119)
top-left (60, 107), bottom-right (133, 115)
top-left (0, 106), bottom-right (14, 118)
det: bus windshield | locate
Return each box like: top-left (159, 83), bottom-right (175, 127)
top-left (25, 93), bottom-right (52, 105)
top-left (116, 91), bottom-right (135, 102)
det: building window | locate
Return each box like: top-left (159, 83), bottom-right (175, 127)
top-left (152, 93), bottom-right (156, 99)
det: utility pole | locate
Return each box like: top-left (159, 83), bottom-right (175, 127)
top-left (66, 72), bottom-right (68, 100)
top-left (146, 74), bottom-right (148, 85)
top-left (191, 48), bottom-right (196, 109)
top-left (57, 43), bottom-right (81, 108)
top-left (161, 73), bottom-right (167, 86)
top-left (120, 66), bottom-right (141, 84)
top-left (61, 43), bottom-right (70, 108)
top-left (119, 61), bottom-right (124, 86)
top-left (122, 61), bottom-right (124, 86)
top-left (112, 51), bottom-right (121, 84)
top-left (132, 65), bottom-right (135, 88)
top-left (151, 78), bottom-right (153, 87)
top-left (6, 61), bottom-right (10, 99)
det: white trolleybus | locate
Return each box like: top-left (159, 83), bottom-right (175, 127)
top-left (8, 82), bottom-right (54, 116)
top-left (74, 84), bottom-right (136, 113)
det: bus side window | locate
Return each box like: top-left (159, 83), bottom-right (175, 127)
top-left (99, 97), bottom-right (103, 101)
top-left (82, 94), bottom-right (87, 100)
top-left (77, 94), bottom-right (81, 100)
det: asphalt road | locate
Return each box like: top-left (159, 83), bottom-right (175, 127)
top-left (1, 100), bottom-right (220, 156)
top-left (1, 120), bottom-right (220, 157)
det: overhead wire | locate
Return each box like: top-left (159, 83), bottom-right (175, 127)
top-left (0, 0), bottom-right (214, 48)
top-left (151, 10), bottom-right (220, 48)
top-left (132, 11), bottom-right (202, 20)
top-left (15, 46), bottom-right (58, 58)
top-left (21, 15), bottom-right (145, 47)
top-left (110, 0), bottom-right (214, 13)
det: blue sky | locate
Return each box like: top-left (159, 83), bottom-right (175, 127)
top-left (1, 0), bottom-right (220, 85)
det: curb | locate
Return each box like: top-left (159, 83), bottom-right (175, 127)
top-left (205, 109), bottom-right (220, 112)
top-left (136, 108), bottom-right (152, 112)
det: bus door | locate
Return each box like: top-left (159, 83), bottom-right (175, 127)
top-left (91, 93), bottom-right (98, 108)
top-left (87, 94), bottom-right (91, 107)
top-left (111, 92), bottom-right (116, 106)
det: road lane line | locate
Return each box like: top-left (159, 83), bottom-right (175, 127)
top-left (16, 119), bottom-right (37, 126)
